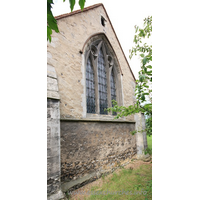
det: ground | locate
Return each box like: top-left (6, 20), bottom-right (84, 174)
top-left (61, 135), bottom-right (153, 200)
top-left (65, 157), bottom-right (152, 200)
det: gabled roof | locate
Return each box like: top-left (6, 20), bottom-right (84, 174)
top-left (55, 3), bottom-right (136, 81)
top-left (55, 3), bottom-right (103, 20)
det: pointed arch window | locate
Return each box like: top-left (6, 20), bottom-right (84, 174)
top-left (85, 37), bottom-right (123, 116)
top-left (86, 56), bottom-right (95, 113)
top-left (98, 48), bottom-right (108, 114)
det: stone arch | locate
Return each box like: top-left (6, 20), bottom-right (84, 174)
top-left (82, 33), bottom-right (124, 117)
top-left (82, 32), bottom-right (123, 75)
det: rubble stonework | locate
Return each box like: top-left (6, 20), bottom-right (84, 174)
top-left (60, 120), bottom-right (136, 192)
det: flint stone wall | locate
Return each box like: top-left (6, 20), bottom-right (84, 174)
top-left (60, 120), bottom-right (136, 191)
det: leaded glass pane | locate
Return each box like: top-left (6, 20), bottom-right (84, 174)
top-left (86, 57), bottom-right (95, 113)
top-left (98, 48), bottom-right (108, 114)
top-left (110, 69), bottom-right (117, 115)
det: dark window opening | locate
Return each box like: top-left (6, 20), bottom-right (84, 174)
top-left (101, 16), bottom-right (106, 27)
top-left (86, 57), bottom-right (96, 113)
top-left (98, 48), bottom-right (108, 114)
top-left (110, 68), bottom-right (117, 115)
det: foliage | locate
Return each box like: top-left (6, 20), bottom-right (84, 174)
top-left (66, 164), bottom-right (152, 200)
top-left (47, 0), bottom-right (86, 42)
top-left (144, 135), bottom-right (152, 155)
top-left (65, 191), bottom-right (70, 199)
top-left (144, 147), bottom-right (152, 155)
top-left (144, 179), bottom-right (152, 200)
top-left (147, 135), bottom-right (152, 149)
top-left (86, 164), bottom-right (152, 200)
top-left (107, 16), bottom-right (152, 136)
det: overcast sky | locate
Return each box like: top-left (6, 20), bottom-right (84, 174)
top-left (52, 0), bottom-right (152, 79)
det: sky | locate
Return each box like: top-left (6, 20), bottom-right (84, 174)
top-left (52, 0), bottom-right (152, 79)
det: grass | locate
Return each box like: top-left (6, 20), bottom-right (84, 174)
top-left (147, 135), bottom-right (152, 149)
top-left (86, 164), bottom-right (152, 200)
top-left (144, 135), bottom-right (152, 155)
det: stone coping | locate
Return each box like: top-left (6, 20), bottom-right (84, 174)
top-left (47, 96), bottom-right (60, 100)
top-left (60, 118), bottom-right (135, 123)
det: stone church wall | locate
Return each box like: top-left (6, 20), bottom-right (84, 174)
top-left (47, 5), bottom-right (136, 120)
top-left (47, 4), bottom-right (147, 196)
top-left (47, 64), bottom-right (64, 200)
top-left (47, 99), bottom-right (61, 196)
top-left (60, 120), bottom-right (136, 192)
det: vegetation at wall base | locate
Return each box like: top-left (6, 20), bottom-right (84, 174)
top-left (87, 164), bottom-right (152, 200)
top-left (144, 135), bottom-right (152, 155)
top-left (147, 135), bottom-right (152, 149)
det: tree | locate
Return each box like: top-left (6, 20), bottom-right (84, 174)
top-left (107, 16), bottom-right (152, 137)
top-left (47, 0), bottom-right (86, 42)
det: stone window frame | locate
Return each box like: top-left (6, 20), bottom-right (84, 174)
top-left (84, 36), bottom-right (123, 117)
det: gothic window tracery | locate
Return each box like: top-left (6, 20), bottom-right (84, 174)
top-left (110, 68), bottom-right (117, 115)
top-left (85, 38), bottom-right (121, 116)
top-left (98, 48), bottom-right (108, 114)
top-left (86, 56), bottom-right (96, 113)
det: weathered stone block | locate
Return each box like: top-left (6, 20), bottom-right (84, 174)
top-left (47, 91), bottom-right (60, 100)
top-left (47, 77), bottom-right (59, 92)
top-left (47, 99), bottom-right (64, 198)
top-left (47, 64), bottom-right (57, 79)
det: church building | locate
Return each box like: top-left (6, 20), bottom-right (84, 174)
top-left (47, 3), bottom-right (147, 200)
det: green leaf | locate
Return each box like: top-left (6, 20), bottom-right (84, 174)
top-left (142, 57), bottom-right (147, 65)
top-left (47, 26), bottom-right (52, 42)
top-left (69, 0), bottom-right (75, 12)
top-left (140, 53), bottom-right (144, 58)
top-left (139, 74), bottom-right (146, 82)
top-left (47, 2), bottom-right (52, 15)
top-left (79, 0), bottom-right (85, 10)
top-left (47, 14), bottom-right (59, 33)
top-left (139, 29), bottom-right (145, 37)
top-left (141, 94), bottom-right (145, 101)
top-left (131, 130), bottom-right (137, 135)
top-left (47, 0), bottom-right (53, 3)
top-left (144, 66), bottom-right (147, 73)
top-left (146, 70), bottom-right (152, 75)
top-left (135, 25), bottom-right (139, 33)
top-left (134, 35), bottom-right (137, 43)
top-left (144, 103), bottom-right (152, 108)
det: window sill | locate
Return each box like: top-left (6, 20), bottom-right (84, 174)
top-left (60, 115), bottom-right (135, 123)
